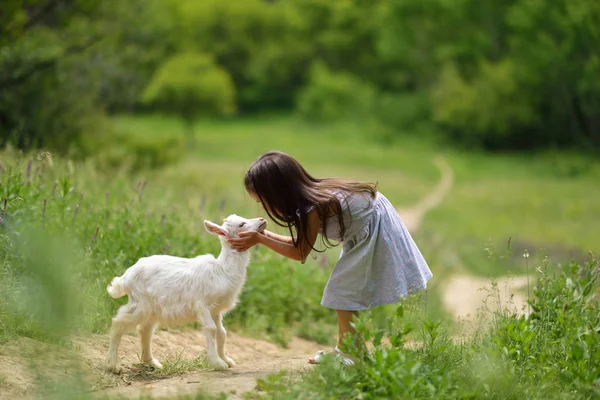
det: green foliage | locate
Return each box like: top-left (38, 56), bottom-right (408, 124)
top-left (0, 151), bottom-right (331, 344)
top-left (373, 92), bottom-right (434, 141)
top-left (384, 0), bottom-right (600, 149)
top-left (431, 60), bottom-right (537, 148)
top-left (86, 0), bottom-right (178, 113)
top-left (3, 0), bottom-right (599, 151)
top-left (226, 251), bottom-right (334, 345)
top-left (163, 0), bottom-right (599, 150)
top-left (502, 0), bottom-right (600, 148)
top-left (296, 61), bottom-right (377, 123)
top-left (172, 0), bottom-right (277, 110)
top-left (166, 0), bottom-right (386, 112)
top-left (497, 258), bottom-right (600, 391)
top-left (88, 132), bottom-right (185, 172)
top-left (0, 0), bottom-right (101, 44)
top-left (0, 3), bottom-right (101, 152)
top-left (0, 0), bottom-right (174, 153)
top-left (252, 257), bottom-right (600, 399)
top-left (142, 52), bottom-right (236, 132)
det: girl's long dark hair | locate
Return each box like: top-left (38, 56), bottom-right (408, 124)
top-left (244, 151), bottom-right (377, 257)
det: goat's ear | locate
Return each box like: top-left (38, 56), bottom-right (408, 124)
top-left (204, 220), bottom-right (228, 237)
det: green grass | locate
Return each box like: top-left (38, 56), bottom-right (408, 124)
top-left (109, 114), bottom-right (600, 274)
top-left (109, 114), bottom-right (600, 330)
top-left (126, 355), bottom-right (210, 381)
top-left (246, 258), bottom-right (600, 399)
top-left (97, 115), bottom-right (600, 332)
top-left (427, 150), bottom-right (600, 278)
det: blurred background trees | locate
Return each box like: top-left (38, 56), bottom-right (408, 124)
top-left (1, 0), bottom-right (599, 153)
top-left (142, 52), bottom-right (236, 142)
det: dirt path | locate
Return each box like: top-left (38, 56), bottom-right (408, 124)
top-left (396, 157), bottom-right (530, 320)
top-left (93, 331), bottom-right (322, 399)
top-left (0, 330), bottom-right (323, 399)
top-left (396, 156), bottom-right (454, 233)
top-left (442, 275), bottom-right (530, 319)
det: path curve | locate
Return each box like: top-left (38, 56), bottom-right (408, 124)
top-left (395, 157), bottom-right (530, 320)
top-left (396, 156), bottom-right (454, 233)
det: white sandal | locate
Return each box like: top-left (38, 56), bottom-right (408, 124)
top-left (308, 346), bottom-right (355, 365)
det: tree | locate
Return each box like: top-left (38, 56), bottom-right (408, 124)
top-left (141, 53), bottom-right (236, 141)
top-left (0, 0), bottom-right (103, 152)
top-left (297, 61), bottom-right (377, 122)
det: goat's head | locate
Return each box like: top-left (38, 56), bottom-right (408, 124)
top-left (204, 214), bottom-right (267, 240)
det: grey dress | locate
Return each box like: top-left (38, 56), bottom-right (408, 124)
top-left (317, 190), bottom-right (432, 311)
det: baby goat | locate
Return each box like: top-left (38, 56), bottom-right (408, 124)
top-left (105, 214), bottom-right (267, 374)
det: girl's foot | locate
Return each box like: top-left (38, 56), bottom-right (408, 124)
top-left (308, 346), bottom-right (355, 365)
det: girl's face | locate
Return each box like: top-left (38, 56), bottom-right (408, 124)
top-left (248, 190), bottom-right (261, 204)
top-left (248, 190), bottom-right (279, 215)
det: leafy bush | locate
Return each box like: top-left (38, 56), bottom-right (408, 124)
top-left (0, 28), bottom-right (99, 153)
top-left (431, 61), bottom-right (537, 148)
top-left (0, 152), bottom-right (331, 344)
top-left (490, 258), bottom-right (600, 393)
top-left (252, 256), bottom-right (600, 399)
top-left (142, 52), bottom-right (236, 137)
top-left (5, 0), bottom-right (599, 153)
top-left (227, 251), bottom-right (334, 346)
top-left (171, 0), bottom-right (276, 109)
top-left (82, 129), bottom-right (186, 172)
top-left (296, 61), bottom-right (377, 123)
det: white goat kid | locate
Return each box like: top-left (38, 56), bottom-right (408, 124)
top-left (105, 214), bottom-right (267, 374)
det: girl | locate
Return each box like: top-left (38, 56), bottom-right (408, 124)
top-left (228, 151), bottom-right (433, 364)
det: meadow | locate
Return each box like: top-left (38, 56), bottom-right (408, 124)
top-left (1, 115), bottom-right (599, 398)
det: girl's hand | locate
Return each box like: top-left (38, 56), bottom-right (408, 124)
top-left (228, 231), bottom-right (262, 252)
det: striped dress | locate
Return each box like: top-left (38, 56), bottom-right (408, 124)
top-left (316, 190), bottom-right (432, 311)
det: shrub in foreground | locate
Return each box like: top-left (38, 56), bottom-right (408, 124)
top-left (252, 257), bottom-right (600, 399)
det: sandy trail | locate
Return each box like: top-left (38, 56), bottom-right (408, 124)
top-left (93, 331), bottom-right (321, 399)
top-left (0, 329), bottom-right (322, 399)
top-left (396, 156), bottom-right (454, 233)
top-left (396, 157), bottom-right (530, 319)
top-left (442, 275), bottom-right (530, 319)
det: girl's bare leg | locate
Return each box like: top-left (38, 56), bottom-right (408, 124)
top-left (309, 310), bottom-right (358, 363)
top-left (336, 310), bottom-right (358, 349)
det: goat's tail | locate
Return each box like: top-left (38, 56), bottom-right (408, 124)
top-left (107, 276), bottom-right (127, 298)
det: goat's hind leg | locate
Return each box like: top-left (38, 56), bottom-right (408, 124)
top-left (212, 312), bottom-right (235, 367)
top-left (199, 307), bottom-right (228, 371)
top-left (106, 303), bottom-right (139, 374)
top-left (139, 321), bottom-right (163, 370)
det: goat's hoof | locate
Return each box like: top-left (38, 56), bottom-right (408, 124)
top-left (210, 359), bottom-right (229, 371)
top-left (106, 364), bottom-right (124, 375)
top-left (145, 358), bottom-right (164, 370)
top-left (224, 356), bottom-right (236, 367)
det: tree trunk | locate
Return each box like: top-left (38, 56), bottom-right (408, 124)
top-left (184, 118), bottom-right (195, 149)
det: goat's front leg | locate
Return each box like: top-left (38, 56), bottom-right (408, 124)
top-left (212, 312), bottom-right (235, 367)
top-left (198, 307), bottom-right (229, 370)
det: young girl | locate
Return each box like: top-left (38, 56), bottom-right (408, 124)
top-left (228, 151), bottom-right (433, 364)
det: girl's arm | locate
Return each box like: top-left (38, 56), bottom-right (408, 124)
top-left (228, 210), bottom-right (320, 262)
top-left (262, 229), bottom-right (294, 244)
